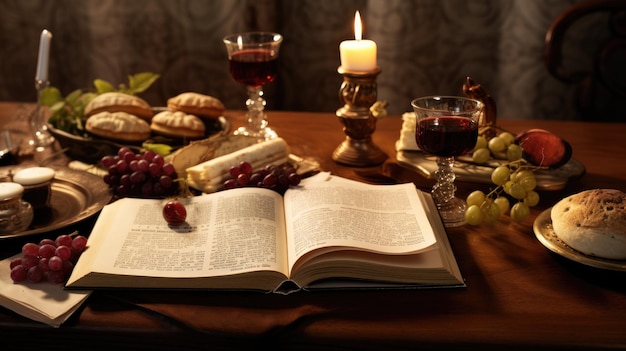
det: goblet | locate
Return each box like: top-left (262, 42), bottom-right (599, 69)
top-left (411, 96), bottom-right (483, 227)
top-left (223, 32), bottom-right (283, 140)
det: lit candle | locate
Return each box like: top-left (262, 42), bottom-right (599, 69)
top-left (339, 11), bottom-right (377, 72)
top-left (35, 29), bottom-right (52, 82)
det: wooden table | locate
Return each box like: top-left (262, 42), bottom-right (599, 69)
top-left (2, 103), bottom-right (626, 350)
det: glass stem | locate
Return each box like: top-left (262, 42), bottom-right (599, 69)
top-left (245, 85), bottom-right (267, 133)
top-left (432, 156), bottom-right (457, 208)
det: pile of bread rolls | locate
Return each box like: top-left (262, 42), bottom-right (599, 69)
top-left (84, 92), bottom-right (225, 142)
top-left (551, 189), bottom-right (626, 260)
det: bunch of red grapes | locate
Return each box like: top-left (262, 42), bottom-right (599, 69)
top-left (101, 147), bottom-right (179, 198)
top-left (223, 161), bottom-right (301, 195)
top-left (9, 234), bottom-right (88, 284)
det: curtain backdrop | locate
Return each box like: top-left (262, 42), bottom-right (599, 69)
top-left (0, 0), bottom-right (605, 120)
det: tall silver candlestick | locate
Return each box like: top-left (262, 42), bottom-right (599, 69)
top-left (29, 29), bottom-right (55, 152)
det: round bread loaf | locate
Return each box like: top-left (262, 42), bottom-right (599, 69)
top-left (85, 111), bottom-right (151, 142)
top-left (85, 92), bottom-right (153, 121)
top-left (150, 110), bottom-right (206, 139)
top-left (167, 92), bottom-right (225, 120)
top-left (551, 189), bottom-right (626, 260)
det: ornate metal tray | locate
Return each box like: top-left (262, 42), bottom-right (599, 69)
top-left (0, 166), bottom-right (112, 239)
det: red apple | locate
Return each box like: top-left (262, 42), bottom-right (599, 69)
top-left (515, 129), bottom-right (572, 168)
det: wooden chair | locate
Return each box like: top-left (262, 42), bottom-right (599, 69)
top-left (544, 0), bottom-right (626, 121)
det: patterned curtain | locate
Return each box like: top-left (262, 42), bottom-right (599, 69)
top-left (0, 0), bottom-right (603, 120)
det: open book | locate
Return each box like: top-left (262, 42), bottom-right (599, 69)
top-left (66, 173), bottom-right (464, 293)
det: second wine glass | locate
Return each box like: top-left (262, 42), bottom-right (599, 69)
top-left (223, 32), bottom-right (283, 140)
top-left (412, 96), bottom-right (483, 227)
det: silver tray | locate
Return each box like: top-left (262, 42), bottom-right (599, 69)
top-left (0, 166), bottom-right (112, 239)
top-left (533, 208), bottom-right (626, 271)
top-left (397, 150), bottom-right (586, 191)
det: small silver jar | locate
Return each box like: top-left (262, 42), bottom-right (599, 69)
top-left (0, 182), bottom-right (34, 234)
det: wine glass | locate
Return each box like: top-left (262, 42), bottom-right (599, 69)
top-left (411, 96), bottom-right (483, 227)
top-left (223, 32), bottom-right (283, 140)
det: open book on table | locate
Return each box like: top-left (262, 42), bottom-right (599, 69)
top-left (66, 173), bottom-right (464, 293)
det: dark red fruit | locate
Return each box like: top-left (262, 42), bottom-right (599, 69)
top-left (515, 129), bottom-right (572, 168)
top-left (163, 200), bottom-right (187, 225)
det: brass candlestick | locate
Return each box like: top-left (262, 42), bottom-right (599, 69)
top-left (333, 66), bottom-right (387, 167)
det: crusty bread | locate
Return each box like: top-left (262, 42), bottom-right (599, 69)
top-left (85, 111), bottom-right (151, 142)
top-left (150, 110), bottom-right (206, 139)
top-left (551, 189), bottom-right (626, 260)
top-left (85, 92), bottom-right (153, 121)
top-left (167, 92), bottom-right (224, 120)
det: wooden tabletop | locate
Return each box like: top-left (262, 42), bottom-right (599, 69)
top-left (2, 103), bottom-right (626, 350)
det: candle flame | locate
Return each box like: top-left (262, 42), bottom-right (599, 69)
top-left (354, 11), bottom-right (362, 41)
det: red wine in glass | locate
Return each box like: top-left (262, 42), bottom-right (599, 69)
top-left (229, 49), bottom-right (278, 87)
top-left (416, 116), bottom-right (478, 157)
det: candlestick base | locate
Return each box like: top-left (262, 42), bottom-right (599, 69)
top-left (332, 66), bottom-right (387, 167)
top-left (27, 80), bottom-right (55, 153)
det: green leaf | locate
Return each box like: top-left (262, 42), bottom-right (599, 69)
top-left (142, 142), bottom-right (172, 156)
top-left (39, 87), bottom-right (63, 107)
top-left (94, 79), bottom-right (115, 94)
top-left (125, 72), bottom-right (160, 95)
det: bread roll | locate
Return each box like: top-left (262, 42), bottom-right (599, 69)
top-left (167, 92), bottom-right (224, 120)
top-left (85, 111), bottom-right (151, 142)
top-left (551, 189), bottom-right (626, 260)
top-left (85, 92), bottom-right (153, 121)
top-left (150, 110), bottom-right (205, 139)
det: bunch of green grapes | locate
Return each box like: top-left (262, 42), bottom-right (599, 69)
top-left (471, 129), bottom-right (523, 164)
top-left (464, 159), bottom-right (541, 225)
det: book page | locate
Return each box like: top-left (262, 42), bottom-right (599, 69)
top-left (283, 175), bottom-right (438, 273)
top-left (87, 188), bottom-right (289, 279)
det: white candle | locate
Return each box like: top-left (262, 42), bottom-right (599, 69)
top-left (339, 11), bottom-right (377, 71)
top-left (35, 29), bottom-right (52, 82)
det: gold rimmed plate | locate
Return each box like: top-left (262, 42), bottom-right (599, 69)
top-left (0, 166), bottom-right (112, 239)
top-left (533, 208), bottom-right (626, 271)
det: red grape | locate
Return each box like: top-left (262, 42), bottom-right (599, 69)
top-left (22, 242), bottom-right (39, 257)
top-left (27, 266), bottom-right (44, 283)
top-left (10, 266), bottom-right (27, 282)
top-left (38, 244), bottom-right (56, 258)
top-left (48, 256), bottom-right (63, 271)
top-left (163, 200), bottom-right (187, 225)
top-left (55, 245), bottom-right (72, 261)
top-left (71, 236), bottom-right (88, 251)
top-left (56, 234), bottom-right (73, 247)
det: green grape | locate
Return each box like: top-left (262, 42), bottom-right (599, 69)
top-left (515, 170), bottom-right (537, 192)
top-left (466, 190), bottom-right (486, 207)
top-left (499, 132), bottom-right (515, 146)
top-left (473, 136), bottom-right (488, 151)
top-left (494, 196), bottom-right (510, 215)
top-left (525, 190), bottom-right (540, 207)
top-left (506, 144), bottom-right (523, 161)
top-left (465, 205), bottom-right (484, 226)
top-left (488, 136), bottom-right (507, 153)
top-left (503, 180), bottom-right (513, 194)
top-left (491, 165), bottom-right (511, 185)
top-left (508, 182), bottom-right (527, 199)
top-left (472, 148), bottom-right (491, 164)
top-left (481, 201), bottom-right (501, 224)
top-left (510, 202), bottom-right (530, 223)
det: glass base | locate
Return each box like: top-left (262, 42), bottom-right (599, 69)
top-left (436, 197), bottom-right (467, 227)
top-left (233, 126), bottom-right (277, 140)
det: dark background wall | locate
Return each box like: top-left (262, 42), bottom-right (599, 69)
top-left (0, 0), bottom-right (612, 120)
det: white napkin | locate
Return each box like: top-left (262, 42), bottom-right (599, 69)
top-left (395, 112), bottom-right (420, 151)
top-left (0, 254), bottom-right (91, 327)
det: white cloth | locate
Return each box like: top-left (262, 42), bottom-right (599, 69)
top-left (0, 254), bottom-right (91, 327)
